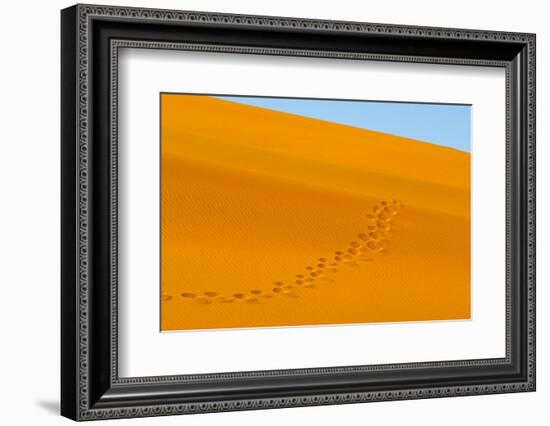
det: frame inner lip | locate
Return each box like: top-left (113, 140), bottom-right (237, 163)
top-left (110, 39), bottom-right (512, 385)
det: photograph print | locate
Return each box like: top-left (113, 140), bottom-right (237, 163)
top-left (160, 94), bottom-right (471, 332)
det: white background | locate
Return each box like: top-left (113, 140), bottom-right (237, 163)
top-left (0, 0), bottom-right (547, 425)
top-left (119, 50), bottom-right (506, 377)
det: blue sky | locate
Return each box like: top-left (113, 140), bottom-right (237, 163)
top-left (217, 96), bottom-right (471, 152)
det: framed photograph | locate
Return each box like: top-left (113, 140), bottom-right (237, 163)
top-left (61, 4), bottom-right (536, 421)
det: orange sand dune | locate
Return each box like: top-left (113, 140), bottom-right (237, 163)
top-left (161, 95), bottom-right (470, 331)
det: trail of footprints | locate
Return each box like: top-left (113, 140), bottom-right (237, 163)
top-left (162, 199), bottom-right (404, 306)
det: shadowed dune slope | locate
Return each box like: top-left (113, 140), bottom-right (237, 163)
top-left (161, 95), bottom-right (470, 331)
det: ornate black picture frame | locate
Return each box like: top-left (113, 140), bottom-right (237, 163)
top-left (61, 4), bottom-right (536, 421)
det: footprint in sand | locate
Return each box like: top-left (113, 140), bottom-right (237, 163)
top-left (177, 199), bottom-right (404, 306)
top-left (181, 292), bottom-right (196, 298)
